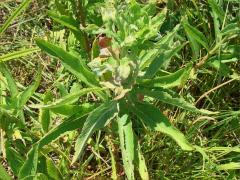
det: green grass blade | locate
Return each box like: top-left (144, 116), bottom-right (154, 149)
top-left (72, 101), bottom-right (118, 163)
top-left (0, 48), bottom-right (40, 62)
top-left (0, 0), bottom-right (32, 35)
top-left (131, 101), bottom-right (194, 151)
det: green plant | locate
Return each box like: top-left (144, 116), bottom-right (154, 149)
top-left (30, 1), bottom-right (216, 179)
top-left (1, 0), bottom-right (239, 179)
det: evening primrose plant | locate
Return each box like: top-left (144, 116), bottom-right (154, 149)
top-left (17, 0), bottom-right (213, 179)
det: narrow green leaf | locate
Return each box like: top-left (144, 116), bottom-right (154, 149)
top-left (38, 110), bottom-right (93, 149)
top-left (40, 91), bottom-right (53, 133)
top-left (35, 39), bottom-right (101, 89)
top-left (186, 31), bottom-right (200, 59)
top-left (50, 104), bottom-right (95, 116)
top-left (131, 101), bottom-right (194, 151)
top-left (0, 107), bottom-right (24, 131)
top-left (18, 144), bottom-right (39, 179)
top-left (5, 143), bottom-right (24, 176)
top-left (72, 101), bottom-right (118, 163)
top-left (0, 163), bottom-right (11, 180)
top-left (221, 23), bottom-right (240, 36)
top-left (217, 162), bottom-right (240, 170)
top-left (118, 115), bottom-right (135, 180)
top-left (46, 158), bottom-right (61, 180)
top-left (48, 11), bottom-right (79, 31)
top-left (140, 24), bottom-right (180, 70)
top-left (0, 0), bottom-right (32, 35)
top-left (208, 0), bottom-right (225, 23)
top-left (0, 63), bottom-right (18, 97)
top-left (23, 173), bottom-right (49, 180)
top-left (135, 87), bottom-right (214, 114)
top-left (183, 22), bottom-right (209, 51)
top-left (139, 64), bottom-right (192, 88)
top-left (135, 140), bottom-right (149, 180)
top-left (31, 88), bottom-right (102, 109)
top-left (0, 48), bottom-right (40, 62)
top-left (18, 65), bottom-right (42, 109)
top-left (145, 43), bottom-right (186, 78)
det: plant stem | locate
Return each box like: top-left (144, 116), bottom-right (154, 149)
top-left (195, 35), bottom-right (237, 67)
top-left (77, 0), bottom-right (91, 59)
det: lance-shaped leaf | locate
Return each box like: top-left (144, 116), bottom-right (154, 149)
top-left (135, 87), bottom-right (214, 114)
top-left (208, 0), bottom-right (225, 23)
top-left (139, 63), bottom-right (192, 88)
top-left (35, 39), bottom-right (99, 87)
top-left (140, 24), bottom-right (180, 70)
top-left (135, 139), bottom-right (149, 180)
top-left (221, 23), bottom-right (240, 36)
top-left (5, 143), bottom-right (24, 176)
top-left (144, 43), bottom-right (186, 78)
top-left (0, 107), bottom-right (24, 131)
top-left (48, 11), bottom-right (79, 31)
top-left (131, 101), bottom-right (194, 151)
top-left (183, 22), bottom-right (209, 51)
top-left (48, 12), bottom-right (85, 45)
top-left (31, 87), bottom-right (102, 109)
top-left (118, 114), bottom-right (149, 180)
top-left (72, 101), bottom-right (118, 163)
top-left (118, 115), bottom-right (135, 180)
top-left (38, 108), bottom-right (94, 149)
top-left (18, 144), bottom-right (39, 179)
top-left (50, 103), bottom-right (95, 116)
top-left (22, 113), bottom-right (90, 170)
top-left (46, 158), bottom-right (62, 180)
top-left (39, 91), bottom-right (53, 133)
top-left (0, 63), bottom-right (18, 97)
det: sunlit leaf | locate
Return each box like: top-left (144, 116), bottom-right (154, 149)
top-left (18, 144), bottom-right (39, 179)
top-left (139, 63), bottom-right (192, 88)
top-left (131, 101), bottom-right (194, 151)
top-left (118, 115), bottom-right (135, 180)
top-left (183, 22), bottom-right (209, 51)
top-left (72, 101), bottom-right (118, 163)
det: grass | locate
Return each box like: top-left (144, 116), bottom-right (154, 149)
top-left (0, 0), bottom-right (240, 179)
